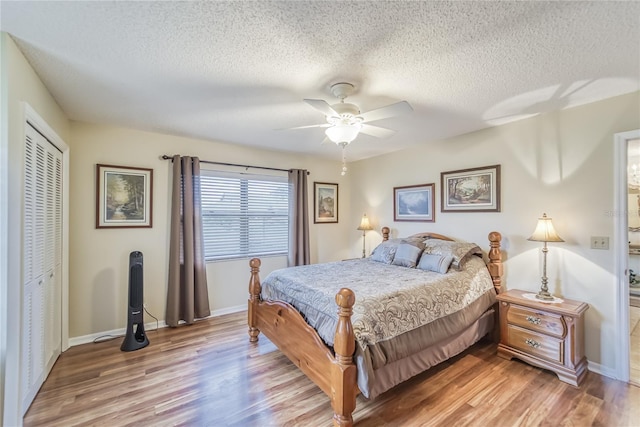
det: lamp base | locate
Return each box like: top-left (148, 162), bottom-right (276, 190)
top-left (535, 290), bottom-right (555, 301)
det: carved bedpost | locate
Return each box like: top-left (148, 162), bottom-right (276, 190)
top-left (332, 288), bottom-right (357, 427)
top-left (488, 232), bottom-right (503, 343)
top-left (248, 258), bottom-right (262, 342)
top-left (488, 232), bottom-right (503, 294)
top-left (381, 226), bottom-right (390, 241)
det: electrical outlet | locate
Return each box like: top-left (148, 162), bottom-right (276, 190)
top-left (590, 236), bottom-right (609, 250)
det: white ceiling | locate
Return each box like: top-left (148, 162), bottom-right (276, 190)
top-left (1, 1), bottom-right (639, 162)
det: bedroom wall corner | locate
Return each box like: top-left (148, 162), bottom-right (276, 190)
top-left (2, 31), bottom-right (71, 426)
top-left (67, 122), bottom-right (351, 339)
top-left (349, 91), bottom-right (640, 376)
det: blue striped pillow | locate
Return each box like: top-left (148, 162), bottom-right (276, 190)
top-left (417, 253), bottom-right (454, 274)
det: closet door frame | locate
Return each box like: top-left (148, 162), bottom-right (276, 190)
top-left (24, 103), bottom-right (69, 351)
top-left (13, 104), bottom-right (69, 417)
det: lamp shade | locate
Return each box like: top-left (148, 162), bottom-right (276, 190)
top-left (527, 213), bottom-right (564, 242)
top-left (357, 214), bottom-right (373, 231)
top-left (325, 123), bottom-right (361, 144)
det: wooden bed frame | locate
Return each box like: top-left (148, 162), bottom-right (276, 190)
top-left (248, 228), bottom-right (503, 426)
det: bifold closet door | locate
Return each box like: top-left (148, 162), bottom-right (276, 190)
top-left (22, 122), bottom-right (63, 413)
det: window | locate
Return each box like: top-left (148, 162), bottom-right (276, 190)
top-left (200, 170), bottom-right (288, 261)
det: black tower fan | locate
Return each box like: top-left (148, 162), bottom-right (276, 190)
top-left (121, 251), bottom-right (149, 351)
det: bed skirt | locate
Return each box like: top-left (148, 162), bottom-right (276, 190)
top-left (361, 308), bottom-right (494, 399)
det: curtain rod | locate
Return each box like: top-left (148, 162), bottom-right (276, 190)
top-left (161, 155), bottom-right (310, 175)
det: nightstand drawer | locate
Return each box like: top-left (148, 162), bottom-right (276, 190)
top-left (507, 325), bottom-right (563, 364)
top-left (507, 304), bottom-right (565, 338)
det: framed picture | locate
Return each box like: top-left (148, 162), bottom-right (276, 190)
top-left (441, 164), bottom-right (501, 212)
top-left (394, 183), bottom-right (435, 222)
top-left (314, 182), bottom-right (338, 223)
top-left (96, 164), bottom-right (153, 228)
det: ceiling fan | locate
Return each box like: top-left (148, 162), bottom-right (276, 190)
top-left (291, 82), bottom-right (413, 174)
top-left (293, 82), bottom-right (413, 146)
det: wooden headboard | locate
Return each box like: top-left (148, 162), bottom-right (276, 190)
top-left (379, 226), bottom-right (503, 294)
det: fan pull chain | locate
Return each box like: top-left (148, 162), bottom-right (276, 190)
top-left (340, 143), bottom-right (348, 176)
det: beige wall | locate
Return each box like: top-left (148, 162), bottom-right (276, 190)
top-left (349, 91), bottom-right (640, 373)
top-left (1, 33), bottom-right (70, 426)
top-left (68, 122), bottom-right (351, 338)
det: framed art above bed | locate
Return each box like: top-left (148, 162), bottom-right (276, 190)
top-left (394, 183), bottom-right (435, 222)
top-left (441, 164), bottom-right (501, 212)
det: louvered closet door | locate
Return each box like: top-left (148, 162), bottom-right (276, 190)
top-left (22, 123), bottom-right (63, 413)
top-left (48, 149), bottom-right (62, 367)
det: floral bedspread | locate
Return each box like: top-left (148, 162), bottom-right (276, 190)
top-left (260, 256), bottom-right (495, 351)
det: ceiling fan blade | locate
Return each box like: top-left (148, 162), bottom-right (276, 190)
top-left (359, 101), bottom-right (413, 123)
top-left (286, 123), bottom-right (331, 130)
top-left (304, 99), bottom-right (339, 117)
top-left (360, 124), bottom-right (396, 139)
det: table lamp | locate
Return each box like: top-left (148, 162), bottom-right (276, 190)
top-left (527, 213), bottom-right (564, 300)
top-left (357, 214), bottom-right (374, 258)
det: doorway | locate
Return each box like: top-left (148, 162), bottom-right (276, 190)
top-left (627, 135), bottom-right (640, 385)
top-left (614, 129), bottom-right (640, 385)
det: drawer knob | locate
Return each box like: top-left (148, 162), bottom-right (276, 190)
top-left (525, 338), bottom-right (541, 349)
top-left (526, 315), bottom-right (542, 325)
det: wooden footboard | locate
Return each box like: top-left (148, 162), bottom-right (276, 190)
top-left (248, 258), bottom-right (357, 426)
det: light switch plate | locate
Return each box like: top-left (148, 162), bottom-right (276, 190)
top-left (590, 236), bottom-right (609, 250)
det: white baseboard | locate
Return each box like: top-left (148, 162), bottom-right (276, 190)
top-left (211, 304), bottom-right (246, 317)
top-left (68, 304), bottom-right (246, 347)
top-left (587, 360), bottom-right (619, 380)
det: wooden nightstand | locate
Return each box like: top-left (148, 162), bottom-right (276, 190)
top-left (496, 289), bottom-right (589, 386)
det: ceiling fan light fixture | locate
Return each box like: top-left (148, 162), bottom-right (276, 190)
top-left (325, 123), bottom-right (361, 145)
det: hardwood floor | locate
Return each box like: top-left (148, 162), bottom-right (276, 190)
top-left (24, 312), bottom-right (640, 426)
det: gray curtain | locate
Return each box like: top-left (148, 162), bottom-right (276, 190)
top-left (166, 155), bottom-right (211, 326)
top-left (288, 169), bottom-right (310, 266)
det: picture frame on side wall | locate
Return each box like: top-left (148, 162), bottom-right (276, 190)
top-left (394, 183), bottom-right (435, 222)
top-left (314, 182), bottom-right (338, 223)
top-left (96, 164), bottom-right (153, 228)
top-left (441, 164), bottom-right (501, 212)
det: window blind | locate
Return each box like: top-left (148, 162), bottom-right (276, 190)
top-left (200, 170), bottom-right (289, 261)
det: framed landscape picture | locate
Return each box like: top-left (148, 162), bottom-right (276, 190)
top-left (96, 164), bottom-right (153, 228)
top-left (441, 164), bottom-right (501, 212)
top-left (394, 183), bottom-right (435, 222)
top-left (314, 182), bottom-right (338, 223)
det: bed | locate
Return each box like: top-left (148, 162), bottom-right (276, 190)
top-left (247, 228), bottom-right (503, 426)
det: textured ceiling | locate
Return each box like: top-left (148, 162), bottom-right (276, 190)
top-left (1, 1), bottom-right (639, 162)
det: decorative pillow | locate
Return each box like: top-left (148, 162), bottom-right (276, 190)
top-left (370, 239), bottom-right (403, 264)
top-left (417, 253), bottom-right (454, 274)
top-left (422, 240), bottom-right (482, 271)
top-left (391, 242), bottom-right (425, 268)
top-left (370, 237), bottom-right (425, 264)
